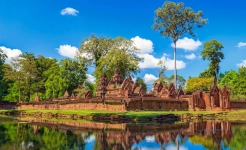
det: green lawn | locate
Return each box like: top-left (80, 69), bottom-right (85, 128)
top-left (0, 109), bottom-right (237, 118)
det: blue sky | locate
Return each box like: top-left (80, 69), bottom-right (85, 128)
top-left (0, 0), bottom-right (246, 87)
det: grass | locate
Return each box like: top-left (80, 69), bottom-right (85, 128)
top-left (0, 109), bottom-right (234, 118)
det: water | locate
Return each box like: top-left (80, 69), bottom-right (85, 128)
top-left (0, 116), bottom-right (246, 150)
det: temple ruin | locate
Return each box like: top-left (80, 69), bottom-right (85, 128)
top-left (15, 68), bottom-right (246, 111)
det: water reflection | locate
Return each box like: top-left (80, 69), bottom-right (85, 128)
top-left (0, 116), bottom-right (245, 150)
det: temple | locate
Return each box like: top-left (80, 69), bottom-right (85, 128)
top-left (94, 69), bottom-right (231, 111)
top-left (16, 68), bottom-right (246, 111)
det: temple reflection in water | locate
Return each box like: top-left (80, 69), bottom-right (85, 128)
top-left (0, 116), bottom-right (241, 150)
top-left (93, 121), bottom-right (232, 150)
top-left (27, 120), bottom-right (232, 150)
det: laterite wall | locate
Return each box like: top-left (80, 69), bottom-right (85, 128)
top-left (127, 99), bottom-right (189, 111)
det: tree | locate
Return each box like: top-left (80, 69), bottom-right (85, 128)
top-left (95, 48), bottom-right (141, 83)
top-left (167, 75), bottom-right (186, 89)
top-left (0, 49), bottom-right (7, 100)
top-left (35, 55), bottom-right (58, 93)
top-left (219, 67), bottom-right (246, 100)
top-left (153, 1), bottom-right (207, 88)
top-left (3, 57), bottom-right (25, 102)
top-left (77, 34), bottom-right (114, 68)
top-left (199, 64), bottom-right (215, 78)
top-left (153, 60), bottom-right (168, 86)
top-left (19, 52), bottom-right (39, 101)
top-left (44, 59), bottom-right (87, 98)
top-left (186, 77), bottom-right (213, 92)
top-left (59, 59), bottom-right (87, 92)
top-left (200, 40), bottom-right (224, 78)
top-left (136, 77), bottom-right (147, 91)
top-left (44, 63), bottom-right (68, 98)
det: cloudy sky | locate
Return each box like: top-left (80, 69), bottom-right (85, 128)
top-left (0, 0), bottom-right (245, 86)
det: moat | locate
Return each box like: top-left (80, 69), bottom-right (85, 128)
top-left (0, 116), bottom-right (246, 150)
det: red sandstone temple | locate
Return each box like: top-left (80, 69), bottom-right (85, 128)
top-left (92, 69), bottom-right (231, 111)
top-left (17, 68), bottom-right (246, 111)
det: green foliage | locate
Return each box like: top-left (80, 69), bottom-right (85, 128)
top-left (219, 67), bottom-right (246, 100)
top-left (44, 63), bottom-right (68, 98)
top-left (200, 40), bottom-right (224, 78)
top-left (2, 52), bottom-right (87, 101)
top-left (60, 59), bottom-right (87, 93)
top-left (77, 34), bottom-right (114, 67)
top-left (189, 135), bottom-right (217, 150)
top-left (230, 126), bottom-right (246, 149)
top-left (153, 1), bottom-right (207, 42)
top-left (44, 59), bottom-right (87, 99)
top-left (0, 123), bottom-right (86, 150)
top-left (0, 49), bottom-right (8, 100)
top-left (199, 64), bottom-right (216, 78)
top-left (73, 81), bottom-right (96, 98)
top-left (136, 77), bottom-right (147, 91)
top-left (186, 77), bottom-right (214, 92)
top-left (153, 1), bottom-right (206, 88)
top-left (78, 35), bottom-right (141, 85)
top-left (153, 60), bottom-right (168, 86)
top-left (167, 75), bottom-right (186, 88)
top-left (95, 47), bottom-right (141, 84)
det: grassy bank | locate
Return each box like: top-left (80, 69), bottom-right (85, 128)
top-left (1, 109), bottom-right (246, 117)
top-left (0, 109), bottom-right (226, 118)
top-left (1, 109), bottom-right (246, 123)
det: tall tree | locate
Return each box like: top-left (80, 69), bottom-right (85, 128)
top-left (44, 59), bottom-right (87, 98)
top-left (35, 55), bottom-right (58, 93)
top-left (153, 1), bottom-right (206, 88)
top-left (77, 34), bottom-right (114, 68)
top-left (95, 48), bottom-right (141, 83)
top-left (60, 58), bottom-right (87, 93)
top-left (0, 49), bottom-right (7, 100)
top-left (200, 40), bottom-right (224, 78)
top-left (3, 57), bottom-right (25, 102)
top-left (19, 52), bottom-right (39, 101)
top-left (153, 60), bottom-right (168, 86)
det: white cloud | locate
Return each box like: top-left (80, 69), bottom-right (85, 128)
top-left (143, 74), bottom-right (158, 84)
top-left (237, 42), bottom-right (246, 48)
top-left (237, 60), bottom-right (246, 67)
top-left (61, 7), bottom-right (79, 16)
top-left (184, 53), bottom-right (196, 60)
top-left (171, 37), bottom-right (202, 51)
top-left (56, 44), bottom-right (78, 58)
top-left (131, 36), bottom-right (154, 54)
top-left (82, 134), bottom-right (95, 143)
top-left (0, 46), bottom-right (22, 63)
top-left (86, 74), bottom-right (95, 83)
top-left (138, 53), bottom-right (186, 70)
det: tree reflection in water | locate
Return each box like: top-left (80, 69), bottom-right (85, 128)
top-left (0, 117), bottom-right (245, 150)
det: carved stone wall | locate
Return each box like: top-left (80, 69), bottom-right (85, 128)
top-left (19, 101), bottom-right (126, 112)
top-left (0, 103), bottom-right (16, 109)
top-left (127, 100), bottom-right (188, 111)
top-left (230, 101), bottom-right (246, 109)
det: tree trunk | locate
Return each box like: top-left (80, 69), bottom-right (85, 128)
top-left (174, 42), bottom-right (177, 89)
top-left (18, 78), bottom-right (20, 103)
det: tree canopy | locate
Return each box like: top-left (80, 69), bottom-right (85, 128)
top-left (78, 35), bottom-right (142, 84)
top-left (186, 77), bottom-right (214, 92)
top-left (219, 67), bottom-right (246, 100)
top-left (200, 40), bottom-right (224, 78)
top-left (153, 1), bottom-right (206, 88)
